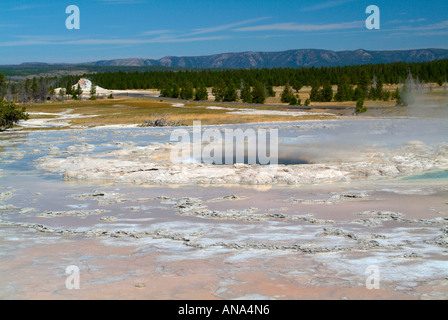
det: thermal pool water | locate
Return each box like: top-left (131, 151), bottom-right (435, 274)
top-left (1, 118), bottom-right (447, 299)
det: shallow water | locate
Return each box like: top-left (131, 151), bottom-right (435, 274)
top-left (404, 169), bottom-right (448, 180)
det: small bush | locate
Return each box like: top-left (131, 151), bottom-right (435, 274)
top-left (289, 96), bottom-right (297, 105)
top-left (355, 98), bottom-right (368, 113)
top-left (0, 99), bottom-right (29, 130)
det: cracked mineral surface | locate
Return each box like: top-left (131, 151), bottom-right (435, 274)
top-left (0, 118), bottom-right (447, 299)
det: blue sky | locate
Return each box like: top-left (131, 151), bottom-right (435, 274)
top-left (0, 0), bottom-right (447, 64)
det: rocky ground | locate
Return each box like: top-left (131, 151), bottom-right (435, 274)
top-left (34, 138), bottom-right (448, 186)
top-left (1, 119), bottom-right (447, 299)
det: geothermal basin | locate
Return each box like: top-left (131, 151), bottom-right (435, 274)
top-left (0, 117), bottom-right (447, 299)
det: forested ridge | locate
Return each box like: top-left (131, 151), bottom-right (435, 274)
top-left (1, 59), bottom-right (447, 105)
top-left (71, 59), bottom-right (448, 90)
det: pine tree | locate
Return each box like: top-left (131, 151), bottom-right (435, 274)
top-left (0, 98), bottom-right (29, 130)
top-left (355, 98), bottom-right (367, 113)
top-left (357, 71), bottom-right (370, 98)
top-left (321, 82), bottom-right (333, 102)
top-left (375, 77), bottom-right (383, 100)
top-left (172, 84), bottom-right (180, 98)
top-left (38, 77), bottom-right (47, 102)
top-left (393, 88), bottom-right (402, 105)
top-left (310, 84), bottom-right (322, 102)
top-left (223, 83), bottom-right (238, 102)
top-left (160, 83), bottom-right (172, 97)
top-left (292, 80), bottom-right (303, 93)
top-left (240, 83), bottom-right (252, 103)
top-left (352, 87), bottom-right (364, 101)
top-left (73, 84), bottom-right (82, 100)
top-left (23, 79), bottom-right (32, 102)
top-left (289, 95), bottom-right (298, 105)
top-left (31, 77), bottom-right (39, 102)
top-left (251, 82), bottom-right (266, 104)
top-left (0, 73), bottom-right (6, 99)
top-left (212, 80), bottom-right (226, 102)
top-left (59, 88), bottom-right (66, 102)
top-left (281, 83), bottom-right (294, 103)
top-left (65, 81), bottom-right (73, 96)
top-left (77, 84), bottom-right (83, 97)
top-left (180, 82), bottom-right (194, 100)
top-left (265, 84), bottom-right (275, 97)
top-left (194, 84), bottom-right (208, 101)
top-left (90, 84), bottom-right (97, 100)
top-left (49, 86), bottom-right (56, 102)
top-left (335, 75), bottom-right (353, 101)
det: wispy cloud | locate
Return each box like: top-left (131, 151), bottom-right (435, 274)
top-left (65, 36), bottom-right (228, 45)
top-left (0, 34), bottom-right (84, 47)
top-left (396, 20), bottom-right (448, 31)
top-left (5, 4), bottom-right (49, 11)
top-left (413, 30), bottom-right (448, 36)
top-left (235, 20), bottom-right (363, 32)
top-left (0, 24), bottom-right (22, 28)
top-left (96, 0), bottom-right (146, 4)
top-left (388, 18), bottom-right (427, 25)
top-left (369, 19), bottom-right (448, 40)
top-left (0, 35), bottom-right (227, 47)
top-left (0, 17), bottom-right (366, 48)
top-left (188, 17), bottom-right (269, 36)
top-left (2, 15), bottom-right (262, 47)
top-left (140, 29), bottom-right (175, 36)
top-left (2, 15), bottom-right (267, 47)
top-left (300, 0), bottom-right (355, 12)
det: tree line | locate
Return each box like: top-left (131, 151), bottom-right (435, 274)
top-left (0, 76), bottom-right (112, 103)
top-left (56, 59), bottom-right (447, 91)
top-left (1, 75), bottom-right (59, 104)
top-left (1, 59), bottom-right (447, 105)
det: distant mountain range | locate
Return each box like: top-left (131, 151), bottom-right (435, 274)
top-left (82, 48), bottom-right (448, 69)
top-left (16, 48), bottom-right (448, 69)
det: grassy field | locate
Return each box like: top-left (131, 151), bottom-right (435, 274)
top-left (17, 83), bottom-right (448, 130)
top-left (22, 97), bottom-right (336, 129)
top-left (265, 84), bottom-right (448, 107)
